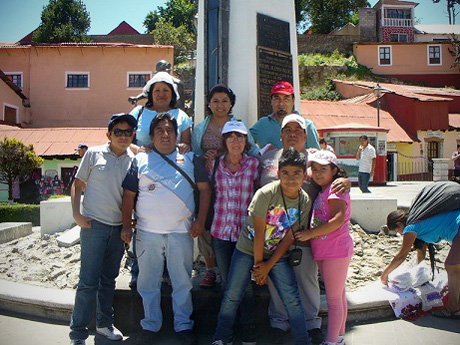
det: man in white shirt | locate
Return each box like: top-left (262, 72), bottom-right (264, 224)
top-left (356, 135), bottom-right (376, 193)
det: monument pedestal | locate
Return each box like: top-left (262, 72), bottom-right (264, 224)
top-left (195, 0), bottom-right (300, 127)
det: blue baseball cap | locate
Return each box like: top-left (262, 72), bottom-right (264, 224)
top-left (108, 113), bottom-right (137, 131)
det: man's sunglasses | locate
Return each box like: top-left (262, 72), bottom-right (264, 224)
top-left (113, 128), bottom-right (134, 137)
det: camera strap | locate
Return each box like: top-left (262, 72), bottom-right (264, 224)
top-left (280, 186), bottom-right (301, 250)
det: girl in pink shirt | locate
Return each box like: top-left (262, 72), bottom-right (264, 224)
top-left (298, 150), bottom-right (353, 345)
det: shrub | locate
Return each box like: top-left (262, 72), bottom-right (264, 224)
top-left (0, 203), bottom-right (40, 226)
top-left (301, 79), bottom-right (341, 101)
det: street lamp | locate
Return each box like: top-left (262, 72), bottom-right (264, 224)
top-left (374, 83), bottom-right (383, 127)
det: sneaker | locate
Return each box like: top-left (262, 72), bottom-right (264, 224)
top-left (70, 340), bottom-right (85, 345)
top-left (96, 326), bottom-right (123, 341)
top-left (200, 270), bottom-right (216, 288)
top-left (177, 329), bottom-right (197, 345)
top-left (241, 324), bottom-right (257, 345)
top-left (212, 341), bottom-right (233, 345)
top-left (270, 327), bottom-right (287, 344)
top-left (308, 328), bottom-right (324, 345)
top-left (337, 335), bottom-right (346, 345)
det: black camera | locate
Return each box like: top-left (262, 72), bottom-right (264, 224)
top-left (288, 248), bottom-right (302, 266)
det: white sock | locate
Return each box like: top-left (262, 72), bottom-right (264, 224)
top-left (337, 335), bottom-right (345, 344)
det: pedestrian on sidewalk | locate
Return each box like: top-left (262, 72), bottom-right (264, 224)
top-left (297, 150), bottom-right (353, 345)
top-left (69, 114), bottom-right (137, 345)
top-left (356, 135), bottom-right (375, 193)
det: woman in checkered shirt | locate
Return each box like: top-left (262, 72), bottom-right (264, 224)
top-left (208, 120), bottom-right (260, 342)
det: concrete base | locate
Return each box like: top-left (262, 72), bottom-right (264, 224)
top-left (350, 197), bottom-right (397, 233)
top-left (0, 276), bottom-right (394, 332)
top-left (40, 197), bottom-right (79, 236)
top-left (0, 222), bottom-right (32, 244)
top-left (56, 226), bottom-right (81, 247)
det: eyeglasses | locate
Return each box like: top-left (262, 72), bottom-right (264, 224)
top-left (113, 128), bottom-right (134, 137)
top-left (124, 242), bottom-right (144, 259)
top-left (226, 136), bottom-right (246, 143)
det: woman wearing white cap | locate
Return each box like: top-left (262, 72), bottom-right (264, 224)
top-left (208, 120), bottom-right (260, 343)
top-left (129, 71), bottom-right (192, 153)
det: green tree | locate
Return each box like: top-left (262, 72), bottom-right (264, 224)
top-left (0, 137), bottom-right (43, 201)
top-left (298, 0), bottom-right (368, 34)
top-left (449, 34), bottom-right (460, 69)
top-left (144, 0), bottom-right (197, 34)
top-left (32, 0), bottom-right (91, 44)
top-left (152, 18), bottom-right (195, 63)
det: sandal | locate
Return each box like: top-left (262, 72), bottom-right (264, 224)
top-left (432, 308), bottom-right (460, 319)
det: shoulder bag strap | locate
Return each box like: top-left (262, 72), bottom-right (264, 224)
top-left (152, 146), bottom-right (198, 192)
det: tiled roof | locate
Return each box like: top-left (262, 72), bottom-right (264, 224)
top-left (301, 100), bottom-right (414, 142)
top-left (374, 0), bottom-right (419, 8)
top-left (415, 24), bottom-right (460, 35)
top-left (108, 21), bottom-right (140, 35)
top-left (0, 125), bottom-right (107, 156)
top-left (335, 80), bottom-right (456, 102)
top-left (0, 42), bottom-right (169, 49)
top-left (449, 114), bottom-right (460, 129)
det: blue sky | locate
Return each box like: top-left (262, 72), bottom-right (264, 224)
top-left (0, 0), bottom-right (166, 42)
top-left (0, 0), bottom-right (456, 43)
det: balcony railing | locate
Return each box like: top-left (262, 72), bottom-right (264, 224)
top-left (383, 18), bottom-right (413, 27)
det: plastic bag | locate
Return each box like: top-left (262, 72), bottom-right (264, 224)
top-left (416, 283), bottom-right (444, 311)
top-left (388, 256), bottom-right (431, 292)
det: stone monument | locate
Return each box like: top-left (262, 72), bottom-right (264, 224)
top-left (194, 0), bottom-right (301, 126)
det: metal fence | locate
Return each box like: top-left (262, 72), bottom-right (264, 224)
top-left (397, 155), bottom-right (433, 181)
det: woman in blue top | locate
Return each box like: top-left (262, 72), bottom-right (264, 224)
top-left (191, 84), bottom-right (259, 167)
top-left (382, 207), bottom-right (460, 319)
top-left (130, 71), bottom-right (192, 153)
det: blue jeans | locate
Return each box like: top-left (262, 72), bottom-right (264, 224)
top-left (211, 237), bottom-right (255, 326)
top-left (69, 220), bottom-right (125, 340)
top-left (213, 249), bottom-right (311, 345)
top-left (358, 172), bottom-right (371, 193)
top-left (136, 230), bottom-right (194, 332)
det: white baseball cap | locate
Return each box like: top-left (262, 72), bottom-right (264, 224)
top-left (307, 150), bottom-right (338, 167)
top-left (281, 114), bottom-right (306, 130)
top-left (221, 121), bottom-right (248, 135)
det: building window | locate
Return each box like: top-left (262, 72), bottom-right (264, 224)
top-left (378, 46), bottom-right (392, 65)
top-left (128, 72), bottom-right (151, 88)
top-left (427, 45), bottom-right (441, 65)
top-left (66, 72), bottom-right (89, 88)
top-left (385, 9), bottom-right (411, 19)
top-left (390, 34), bottom-right (408, 42)
top-left (5, 72), bottom-right (22, 88)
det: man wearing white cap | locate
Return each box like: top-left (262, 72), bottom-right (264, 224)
top-left (260, 114), bottom-right (350, 345)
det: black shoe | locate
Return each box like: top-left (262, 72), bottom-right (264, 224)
top-left (177, 329), bottom-right (197, 345)
top-left (308, 328), bottom-right (324, 345)
top-left (270, 327), bottom-right (287, 344)
top-left (129, 276), bottom-right (137, 289)
top-left (136, 329), bottom-right (157, 345)
top-left (241, 324), bottom-right (256, 345)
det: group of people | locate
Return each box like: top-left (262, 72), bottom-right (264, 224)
top-left (68, 62), bottom-right (460, 345)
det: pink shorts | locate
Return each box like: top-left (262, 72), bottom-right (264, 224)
top-left (445, 228), bottom-right (460, 265)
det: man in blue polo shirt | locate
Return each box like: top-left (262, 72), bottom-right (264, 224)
top-left (250, 81), bottom-right (319, 150)
top-left (69, 113), bottom-right (137, 345)
top-left (121, 113), bottom-right (211, 345)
